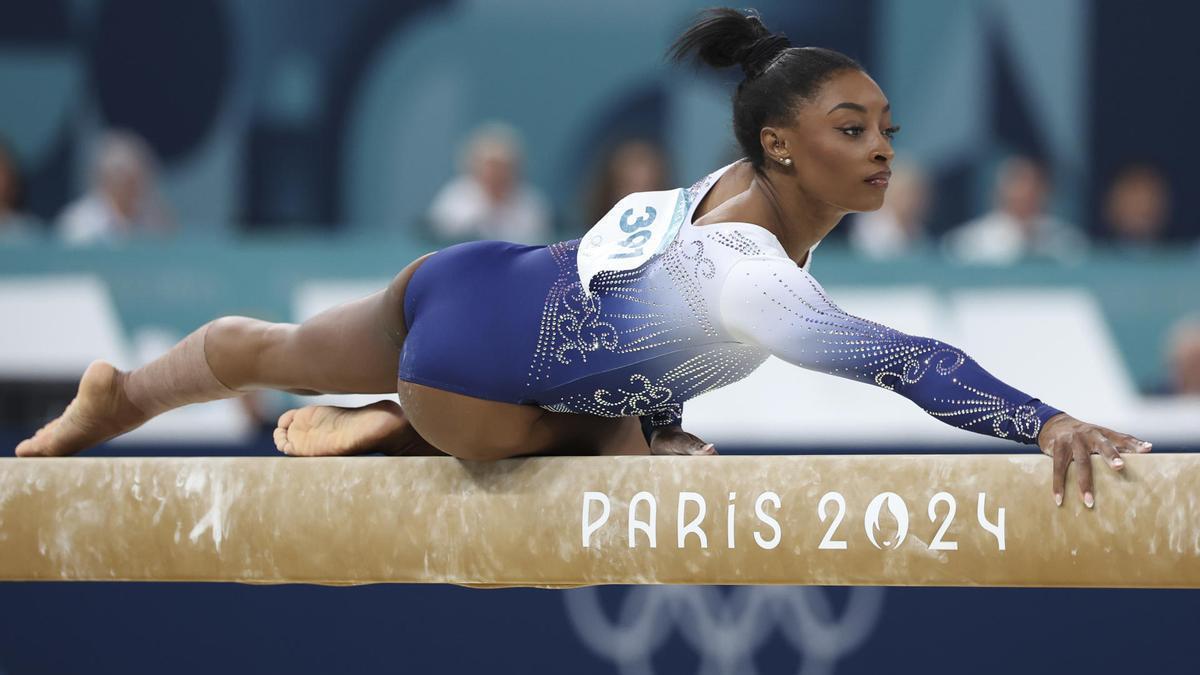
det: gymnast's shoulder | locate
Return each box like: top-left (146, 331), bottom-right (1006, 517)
top-left (688, 220), bottom-right (801, 269)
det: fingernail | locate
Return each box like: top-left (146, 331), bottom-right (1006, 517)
top-left (1054, 493), bottom-right (1062, 506)
top-left (1084, 492), bottom-right (1094, 509)
top-left (1113, 457), bottom-right (1124, 467)
top-left (1140, 441), bottom-right (1153, 451)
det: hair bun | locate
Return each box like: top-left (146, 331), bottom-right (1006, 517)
top-left (668, 7), bottom-right (864, 169)
top-left (737, 34), bottom-right (791, 78)
top-left (668, 8), bottom-right (790, 79)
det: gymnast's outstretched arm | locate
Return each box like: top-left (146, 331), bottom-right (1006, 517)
top-left (719, 255), bottom-right (1152, 505)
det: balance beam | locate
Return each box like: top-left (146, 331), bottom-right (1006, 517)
top-left (0, 455), bottom-right (1196, 588)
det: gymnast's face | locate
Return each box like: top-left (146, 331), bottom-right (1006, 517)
top-left (763, 69), bottom-right (897, 212)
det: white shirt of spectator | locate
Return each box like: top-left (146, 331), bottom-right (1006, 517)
top-left (57, 193), bottom-right (137, 247)
top-left (850, 210), bottom-right (925, 260)
top-left (943, 210), bottom-right (1087, 265)
top-left (427, 175), bottom-right (550, 245)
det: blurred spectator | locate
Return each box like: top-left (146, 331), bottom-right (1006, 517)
top-left (849, 162), bottom-right (932, 259)
top-left (584, 138), bottom-right (670, 230)
top-left (1165, 316), bottom-right (1200, 396)
top-left (427, 122), bottom-right (550, 244)
top-left (0, 138), bottom-right (43, 245)
top-left (942, 156), bottom-right (1086, 265)
top-left (1101, 163), bottom-right (1171, 248)
top-left (56, 131), bottom-right (174, 246)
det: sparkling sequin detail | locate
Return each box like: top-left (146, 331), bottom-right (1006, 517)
top-left (527, 165), bottom-right (1052, 444)
top-left (724, 258), bottom-right (1048, 442)
top-left (594, 374), bottom-right (673, 415)
top-left (525, 227), bottom-right (771, 424)
top-left (524, 165), bottom-right (778, 424)
top-left (710, 229), bottom-right (765, 257)
top-left (541, 344), bottom-right (769, 422)
top-left (527, 241), bottom-right (692, 380)
top-left (928, 387), bottom-right (1042, 439)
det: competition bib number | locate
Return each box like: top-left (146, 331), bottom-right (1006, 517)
top-left (612, 206), bottom-right (657, 258)
top-left (577, 188), bottom-right (690, 294)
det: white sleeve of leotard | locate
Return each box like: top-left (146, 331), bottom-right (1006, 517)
top-left (718, 254), bottom-right (893, 374)
top-left (716, 254), bottom-right (1059, 444)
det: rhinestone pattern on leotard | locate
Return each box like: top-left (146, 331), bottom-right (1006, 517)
top-left (528, 178), bottom-right (1051, 444)
top-left (526, 240), bottom-right (694, 382)
top-left (525, 154), bottom-right (776, 426)
top-left (525, 159), bottom-right (1053, 443)
top-left (541, 343), bottom-right (769, 425)
top-left (525, 227), bottom-right (772, 424)
top-left (709, 229), bottom-right (765, 257)
top-left (727, 261), bottom-right (1048, 442)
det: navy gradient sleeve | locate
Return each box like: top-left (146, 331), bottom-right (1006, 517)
top-left (718, 256), bottom-right (1062, 445)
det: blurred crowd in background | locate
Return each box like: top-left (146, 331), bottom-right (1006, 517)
top-left (0, 124), bottom-right (1192, 259)
top-left (3, 122), bottom-right (1197, 395)
top-left (0, 131), bottom-right (171, 246)
top-left (1, 0), bottom-right (1197, 399)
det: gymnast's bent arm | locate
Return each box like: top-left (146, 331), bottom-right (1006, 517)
top-left (718, 255), bottom-right (1152, 505)
top-left (643, 408), bottom-right (718, 456)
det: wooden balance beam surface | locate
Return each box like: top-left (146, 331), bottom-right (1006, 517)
top-left (0, 455), bottom-right (1196, 588)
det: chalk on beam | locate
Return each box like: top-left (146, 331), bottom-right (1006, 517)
top-left (0, 455), bottom-right (1196, 588)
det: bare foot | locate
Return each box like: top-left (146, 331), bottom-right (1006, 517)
top-left (15, 360), bottom-right (150, 457)
top-left (273, 400), bottom-right (442, 457)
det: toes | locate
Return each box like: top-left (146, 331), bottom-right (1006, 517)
top-left (275, 408), bottom-right (316, 456)
top-left (277, 435), bottom-right (297, 456)
top-left (277, 427), bottom-right (299, 456)
top-left (15, 428), bottom-right (50, 457)
top-left (277, 409), bottom-right (298, 431)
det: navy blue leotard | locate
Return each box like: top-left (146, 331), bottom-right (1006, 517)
top-left (399, 163), bottom-right (1061, 444)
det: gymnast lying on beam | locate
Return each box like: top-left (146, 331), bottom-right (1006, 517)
top-left (15, 8), bottom-right (1150, 509)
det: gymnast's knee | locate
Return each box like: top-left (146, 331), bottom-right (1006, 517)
top-left (204, 316), bottom-right (294, 389)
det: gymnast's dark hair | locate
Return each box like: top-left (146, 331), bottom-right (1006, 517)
top-left (668, 8), bottom-right (863, 168)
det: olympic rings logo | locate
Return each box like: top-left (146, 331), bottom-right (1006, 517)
top-left (563, 585), bottom-right (885, 675)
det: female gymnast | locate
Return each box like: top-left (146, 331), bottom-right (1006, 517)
top-left (16, 8), bottom-right (1149, 508)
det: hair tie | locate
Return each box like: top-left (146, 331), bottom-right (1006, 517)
top-left (741, 35), bottom-right (791, 79)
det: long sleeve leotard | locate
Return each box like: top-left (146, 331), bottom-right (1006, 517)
top-left (399, 162), bottom-right (1061, 445)
top-left (717, 252), bottom-right (1060, 443)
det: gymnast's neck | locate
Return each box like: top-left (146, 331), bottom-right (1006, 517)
top-left (692, 161), bottom-right (846, 267)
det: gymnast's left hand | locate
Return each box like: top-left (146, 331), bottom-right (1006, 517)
top-left (649, 426), bottom-right (717, 456)
top-left (1037, 413), bottom-right (1152, 509)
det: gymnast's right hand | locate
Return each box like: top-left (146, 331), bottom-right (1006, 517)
top-left (1036, 413), bottom-right (1152, 508)
top-left (649, 426), bottom-right (717, 456)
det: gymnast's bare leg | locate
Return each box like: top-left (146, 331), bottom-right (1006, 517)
top-left (15, 253), bottom-right (442, 458)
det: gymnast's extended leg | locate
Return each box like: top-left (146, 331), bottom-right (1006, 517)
top-left (15, 254), bottom-right (439, 457)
